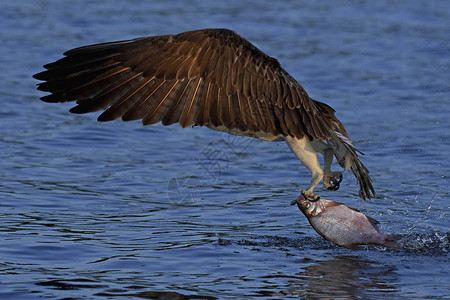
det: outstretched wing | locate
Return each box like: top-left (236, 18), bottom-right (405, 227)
top-left (34, 28), bottom-right (336, 141)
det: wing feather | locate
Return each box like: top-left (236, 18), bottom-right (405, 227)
top-left (142, 80), bottom-right (183, 125)
top-left (161, 79), bottom-right (192, 126)
top-left (179, 77), bottom-right (203, 128)
top-left (196, 81), bottom-right (212, 126)
top-left (34, 28), bottom-right (337, 140)
top-left (70, 72), bottom-right (142, 113)
top-left (236, 92), bottom-right (257, 132)
top-left (219, 87), bottom-right (231, 127)
top-left (122, 78), bottom-right (166, 121)
top-left (97, 76), bottom-right (156, 121)
top-left (208, 84), bottom-right (220, 127)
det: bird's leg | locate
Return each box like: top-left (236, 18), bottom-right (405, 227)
top-left (322, 146), bottom-right (343, 191)
top-left (301, 189), bottom-right (321, 202)
top-left (286, 137), bottom-right (323, 200)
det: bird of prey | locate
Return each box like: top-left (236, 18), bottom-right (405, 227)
top-left (33, 28), bottom-right (375, 200)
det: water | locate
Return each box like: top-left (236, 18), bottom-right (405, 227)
top-left (1, 0), bottom-right (449, 298)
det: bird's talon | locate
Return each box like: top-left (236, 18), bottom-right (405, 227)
top-left (301, 189), bottom-right (321, 202)
top-left (328, 178), bottom-right (340, 191)
top-left (324, 172), bottom-right (343, 191)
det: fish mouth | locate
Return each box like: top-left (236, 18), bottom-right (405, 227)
top-left (291, 194), bottom-right (306, 205)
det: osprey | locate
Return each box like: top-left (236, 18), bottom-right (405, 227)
top-left (33, 28), bottom-right (375, 200)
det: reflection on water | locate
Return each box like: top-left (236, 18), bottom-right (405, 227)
top-left (254, 255), bottom-right (398, 298)
top-left (296, 256), bottom-right (398, 299)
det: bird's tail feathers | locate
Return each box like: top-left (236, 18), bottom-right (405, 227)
top-left (328, 131), bottom-right (375, 200)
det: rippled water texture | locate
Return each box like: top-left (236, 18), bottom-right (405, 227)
top-left (1, 0), bottom-right (449, 299)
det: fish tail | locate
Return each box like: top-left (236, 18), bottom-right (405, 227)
top-left (383, 234), bottom-right (403, 250)
top-left (328, 130), bottom-right (376, 200)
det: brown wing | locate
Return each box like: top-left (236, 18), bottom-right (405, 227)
top-left (34, 28), bottom-right (336, 140)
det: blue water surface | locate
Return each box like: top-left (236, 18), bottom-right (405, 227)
top-left (0, 0), bottom-right (449, 299)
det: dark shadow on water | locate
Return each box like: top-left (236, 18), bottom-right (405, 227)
top-left (36, 278), bottom-right (217, 299)
top-left (96, 290), bottom-right (217, 299)
top-left (36, 278), bottom-right (108, 290)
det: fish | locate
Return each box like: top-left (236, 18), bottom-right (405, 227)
top-left (291, 195), bottom-right (399, 249)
